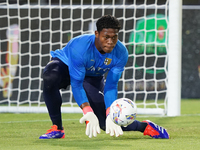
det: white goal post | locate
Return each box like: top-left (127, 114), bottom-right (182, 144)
top-left (0, 0), bottom-right (182, 116)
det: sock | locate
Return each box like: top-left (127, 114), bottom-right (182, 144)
top-left (50, 114), bottom-right (63, 130)
top-left (121, 120), bottom-right (148, 132)
top-left (138, 122), bottom-right (148, 132)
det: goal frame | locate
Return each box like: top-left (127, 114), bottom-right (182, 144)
top-left (167, 0), bottom-right (182, 116)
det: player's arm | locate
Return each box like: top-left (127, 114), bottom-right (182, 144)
top-left (104, 52), bottom-right (128, 109)
top-left (104, 71), bottom-right (122, 109)
top-left (69, 47), bottom-right (100, 138)
top-left (104, 53), bottom-right (128, 137)
top-left (104, 70), bottom-right (124, 137)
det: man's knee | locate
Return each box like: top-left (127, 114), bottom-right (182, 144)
top-left (43, 70), bottom-right (60, 91)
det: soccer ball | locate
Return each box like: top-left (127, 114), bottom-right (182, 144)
top-left (109, 98), bottom-right (137, 127)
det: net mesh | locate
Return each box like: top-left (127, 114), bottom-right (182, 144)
top-left (0, 0), bottom-right (169, 114)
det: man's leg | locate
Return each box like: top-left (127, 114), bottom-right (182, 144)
top-left (43, 69), bottom-right (62, 129)
top-left (43, 58), bottom-right (70, 129)
top-left (40, 58), bottom-right (70, 139)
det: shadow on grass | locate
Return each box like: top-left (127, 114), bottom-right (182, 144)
top-left (34, 134), bottom-right (151, 149)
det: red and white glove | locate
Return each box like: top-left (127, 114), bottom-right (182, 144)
top-left (79, 106), bottom-right (101, 138)
top-left (106, 107), bottom-right (123, 137)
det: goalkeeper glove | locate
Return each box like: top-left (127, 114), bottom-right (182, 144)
top-left (79, 106), bottom-right (101, 138)
top-left (105, 107), bottom-right (123, 137)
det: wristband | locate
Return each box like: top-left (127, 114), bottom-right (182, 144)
top-left (82, 106), bottom-right (94, 115)
top-left (106, 107), bottom-right (110, 116)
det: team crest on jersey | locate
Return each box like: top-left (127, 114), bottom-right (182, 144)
top-left (104, 58), bottom-right (112, 65)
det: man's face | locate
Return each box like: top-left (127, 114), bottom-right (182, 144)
top-left (95, 28), bottom-right (119, 54)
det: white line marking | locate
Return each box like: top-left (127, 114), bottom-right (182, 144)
top-left (0, 114), bottom-right (200, 124)
top-left (0, 119), bottom-right (79, 124)
top-left (137, 114), bottom-right (200, 118)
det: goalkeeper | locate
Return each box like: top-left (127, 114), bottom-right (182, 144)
top-left (39, 15), bottom-right (169, 139)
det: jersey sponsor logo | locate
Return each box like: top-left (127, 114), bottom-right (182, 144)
top-left (86, 66), bottom-right (110, 73)
top-left (87, 66), bottom-right (95, 71)
top-left (104, 58), bottom-right (112, 65)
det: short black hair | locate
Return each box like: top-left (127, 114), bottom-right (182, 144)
top-left (96, 15), bottom-right (121, 32)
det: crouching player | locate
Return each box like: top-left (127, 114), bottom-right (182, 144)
top-left (39, 15), bottom-right (169, 139)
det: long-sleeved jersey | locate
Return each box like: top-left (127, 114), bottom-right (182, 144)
top-left (50, 34), bottom-right (128, 109)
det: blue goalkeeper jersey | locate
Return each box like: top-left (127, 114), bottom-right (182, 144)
top-left (50, 34), bottom-right (128, 108)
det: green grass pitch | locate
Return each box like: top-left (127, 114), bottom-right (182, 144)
top-left (0, 99), bottom-right (200, 150)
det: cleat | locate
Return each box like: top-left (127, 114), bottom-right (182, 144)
top-left (39, 125), bottom-right (65, 139)
top-left (142, 120), bottom-right (170, 139)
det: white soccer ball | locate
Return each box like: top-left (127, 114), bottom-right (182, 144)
top-left (109, 98), bottom-right (137, 127)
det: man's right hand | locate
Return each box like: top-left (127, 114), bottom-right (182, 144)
top-left (80, 111), bottom-right (101, 138)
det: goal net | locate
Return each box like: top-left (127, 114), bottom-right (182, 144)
top-left (0, 0), bottom-right (181, 116)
